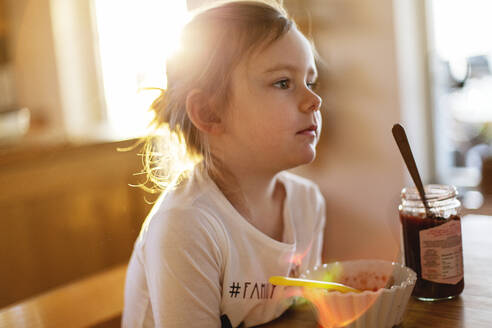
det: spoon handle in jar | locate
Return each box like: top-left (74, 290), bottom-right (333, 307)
top-left (392, 124), bottom-right (432, 216)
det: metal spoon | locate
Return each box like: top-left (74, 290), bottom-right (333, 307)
top-left (392, 124), bottom-right (432, 217)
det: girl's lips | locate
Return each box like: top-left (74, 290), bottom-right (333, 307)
top-left (297, 125), bottom-right (317, 136)
top-left (297, 130), bottom-right (316, 137)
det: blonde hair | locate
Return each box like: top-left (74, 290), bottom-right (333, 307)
top-left (139, 0), bottom-right (294, 194)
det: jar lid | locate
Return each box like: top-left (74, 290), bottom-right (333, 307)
top-left (401, 184), bottom-right (457, 201)
top-left (400, 184), bottom-right (459, 211)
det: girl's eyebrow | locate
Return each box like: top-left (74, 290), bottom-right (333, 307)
top-left (263, 63), bottom-right (318, 78)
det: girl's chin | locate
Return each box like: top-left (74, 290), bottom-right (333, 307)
top-left (291, 147), bottom-right (317, 167)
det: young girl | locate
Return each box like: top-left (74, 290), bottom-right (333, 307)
top-left (123, 1), bottom-right (325, 327)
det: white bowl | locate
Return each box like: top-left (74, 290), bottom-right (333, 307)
top-left (301, 260), bottom-right (416, 328)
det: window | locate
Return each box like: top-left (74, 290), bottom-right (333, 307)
top-left (428, 0), bottom-right (492, 203)
top-left (92, 0), bottom-right (189, 138)
top-left (393, 0), bottom-right (491, 209)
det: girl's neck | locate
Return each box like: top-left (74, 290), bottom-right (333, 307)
top-left (210, 166), bottom-right (286, 240)
top-left (212, 168), bottom-right (278, 208)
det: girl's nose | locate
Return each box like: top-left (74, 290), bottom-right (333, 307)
top-left (301, 88), bottom-right (322, 113)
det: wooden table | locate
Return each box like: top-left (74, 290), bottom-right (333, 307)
top-left (258, 214), bottom-right (492, 327)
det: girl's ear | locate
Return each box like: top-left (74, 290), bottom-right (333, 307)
top-left (186, 89), bottom-right (224, 135)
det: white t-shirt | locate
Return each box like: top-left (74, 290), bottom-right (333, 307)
top-left (122, 168), bottom-right (325, 328)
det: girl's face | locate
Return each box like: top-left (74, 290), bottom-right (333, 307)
top-left (218, 28), bottom-right (322, 173)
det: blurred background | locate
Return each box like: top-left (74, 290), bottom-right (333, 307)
top-left (0, 0), bottom-right (491, 316)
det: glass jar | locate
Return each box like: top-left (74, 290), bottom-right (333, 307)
top-left (399, 184), bottom-right (464, 301)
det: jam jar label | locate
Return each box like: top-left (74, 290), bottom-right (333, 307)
top-left (419, 220), bottom-right (464, 285)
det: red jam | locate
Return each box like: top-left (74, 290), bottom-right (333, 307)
top-left (400, 213), bottom-right (464, 300)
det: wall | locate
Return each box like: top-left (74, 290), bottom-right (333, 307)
top-left (0, 0), bottom-right (14, 109)
top-left (6, 0), bottom-right (64, 132)
top-left (287, 0), bottom-right (405, 262)
top-left (0, 0), bottom-right (7, 65)
top-left (5, 0), bottom-right (106, 138)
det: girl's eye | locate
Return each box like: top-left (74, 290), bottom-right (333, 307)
top-left (273, 79), bottom-right (290, 89)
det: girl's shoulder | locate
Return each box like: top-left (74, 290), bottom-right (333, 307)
top-left (138, 201), bottom-right (228, 266)
top-left (149, 204), bottom-right (224, 238)
top-left (137, 172), bottom-right (229, 247)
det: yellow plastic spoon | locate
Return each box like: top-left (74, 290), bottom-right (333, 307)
top-left (269, 276), bottom-right (361, 293)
